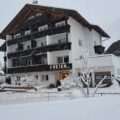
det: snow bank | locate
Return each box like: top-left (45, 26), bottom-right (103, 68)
top-left (97, 79), bottom-right (120, 93)
top-left (0, 96), bottom-right (120, 120)
top-left (70, 89), bottom-right (82, 99)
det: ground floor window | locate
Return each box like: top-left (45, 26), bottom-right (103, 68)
top-left (78, 72), bottom-right (81, 77)
top-left (35, 75), bottom-right (39, 80)
top-left (15, 76), bottom-right (21, 85)
top-left (41, 75), bottom-right (49, 82)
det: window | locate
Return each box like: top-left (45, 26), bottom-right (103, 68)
top-left (64, 56), bottom-right (69, 63)
top-left (58, 57), bottom-right (63, 64)
top-left (36, 13), bottom-right (42, 17)
top-left (41, 75), bottom-right (49, 81)
top-left (27, 45), bottom-right (30, 49)
top-left (41, 58), bottom-right (47, 64)
top-left (27, 60), bottom-right (32, 65)
top-left (28, 15), bottom-right (34, 20)
top-left (78, 73), bottom-right (81, 77)
top-left (79, 55), bottom-right (83, 60)
top-left (40, 41), bottom-right (46, 47)
top-left (94, 40), bottom-right (97, 45)
top-left (46, 75), bottom-right (48, 81)
top-left (35, 75), bottom-right (39, 80)
top-left (41, 42), bottom-right (44, 47)
top-left (14, 33), bottom-right (21, 39)
top-left (78, 39), bottom-right (82, 46)
top-left (57, 56), bottom-right (69, 64)
top-left (55, 21), bottom-right (65, 27)
top-left (38, 25), bottom-right (48, 32)
top-left (15, 48), bottom-right (18, 51)
top-left (117, 69), bottom-right (120, 75)
top-left (15, 76), bottom-right (21, 85)
top-left (58, 39), bottom-right (62, 44)
top-left (25, 30), bottom-right (31, 35)
top-left (58, 38), bottom-right (66, 44)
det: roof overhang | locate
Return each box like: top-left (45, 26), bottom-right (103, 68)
top-left (91, 25), bottom-right (110, 38)
top-left (0, 42), bottom-right (6, 52)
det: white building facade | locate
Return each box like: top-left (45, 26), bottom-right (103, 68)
top-left (1, 4), bottom-right (119, 86)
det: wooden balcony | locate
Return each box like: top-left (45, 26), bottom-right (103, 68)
top-left (7, 63), bottom-right (72, 74)
top-left (94, 45), bottom-right (105, 54)
top-left (7, 25), bottom-right (70, 46)
top-left (7, 42), bottom-right (71, 59)
top-left (20, 15), bottom-right (67, 31)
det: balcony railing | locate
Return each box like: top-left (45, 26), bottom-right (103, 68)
top-left (20, 15), bottom-right (67, 31)
top-left (7, 25), bottom-right (70, 46)
top-left (7, 42), bottom-right (71, 59)
top-left (20, 14), bottom-right (51, 31)
top-left (94, 45), bottom-right (105, 54)
top-left (7, 63), bottom-right (72, 74)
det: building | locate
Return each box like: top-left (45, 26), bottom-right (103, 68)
top-left (105, 40), bottom-right (120, 56)
top-left (0, 4), bottom-right (116, 86)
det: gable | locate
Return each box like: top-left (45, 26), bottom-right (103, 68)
top-left (0, 4), bottom-right (109, 39)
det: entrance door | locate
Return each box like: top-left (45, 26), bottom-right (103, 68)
top-left (59, 71), bottom-right (69, 80)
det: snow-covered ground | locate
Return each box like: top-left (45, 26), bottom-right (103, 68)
top-left (0, 80), bottom-right (120, 120)
top-left (0, 79), bottom-right (120, 104)
top-left (0, 96), bottom-right (120, 120)
top-left (96, 79), bottom-right (120, 93)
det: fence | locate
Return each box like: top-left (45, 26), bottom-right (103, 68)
top-left (96, 93), bottom-right (120, 96)
top-left (0, 91), bottom-right (71, 104)
top-left (1, 91), bottom-right (120, 105)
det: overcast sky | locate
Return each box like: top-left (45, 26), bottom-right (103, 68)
top-left (0, 0), bottom-right (120, 65)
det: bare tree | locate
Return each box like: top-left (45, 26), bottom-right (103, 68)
top-left (61, 48), bottom-right (106, 97)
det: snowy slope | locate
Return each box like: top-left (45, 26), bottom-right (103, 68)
top-left (0, 96), bottom-right (120, 120)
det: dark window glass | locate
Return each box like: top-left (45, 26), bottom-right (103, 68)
top-left (35, 75), bottom-right (38, 80)
top-left (46, 75), bottom-right (49, 81)
top-left (27, 46), bottom-right (30, 49)
top-left (64, 56), bottom-right (69, 63)
top-left (58, 57), bottom-right (63, 64)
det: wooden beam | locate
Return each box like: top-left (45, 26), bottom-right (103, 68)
top-left (9, 9), bottom-right (32, 34)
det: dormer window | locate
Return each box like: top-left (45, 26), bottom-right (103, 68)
top-left (38, 25), bottom-right (48, 32)
top-left (14, 33), bottom-right (21, 39)
top-left (36, 13), bottom-right (42, 17)
top-left (55, 21), bottom-right (65, 27)
top-left (28, 15), bottom-right (34, 20)
top-left (25, 30), bottom-right (31, 35)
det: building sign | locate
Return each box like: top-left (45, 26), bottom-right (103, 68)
top-left (50, 64), bottom-right (70, 70)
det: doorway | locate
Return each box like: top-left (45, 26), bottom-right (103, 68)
top-left (59, 71), bottom-right (69, 80)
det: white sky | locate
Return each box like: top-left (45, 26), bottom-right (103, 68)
top-left (0, 0), bottom-right (120, 65)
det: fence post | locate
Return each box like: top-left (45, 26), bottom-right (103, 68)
top-left (27, 90), bottom-right (28, 103)
top-left (48, 92), bottom-right (49, 102)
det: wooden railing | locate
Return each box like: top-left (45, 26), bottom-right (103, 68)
top-left (7, 42), bottom-right (71, 59)
top-left (7, 25), bottom-right (70, 46)
top-left (7, 63), bottom-right (72, 73)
